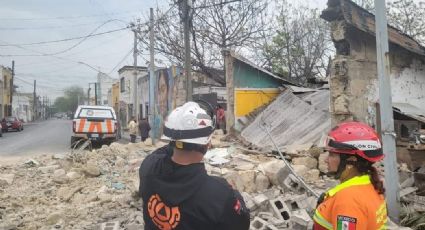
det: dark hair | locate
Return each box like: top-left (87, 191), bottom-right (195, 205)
top-left (355, 157), bottom-right (386, 194)
top-left (169, 141), bottom-right (208, 154)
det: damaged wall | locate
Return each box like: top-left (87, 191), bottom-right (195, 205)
top-left (323, 1), bottom-right (425, 127)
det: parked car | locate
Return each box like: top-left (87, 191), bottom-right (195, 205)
top-left (71, 105), bottom-right (118, 147)
top-left (0, 123), bottom-right (2, 137)
top-left (1, 117), bottom-right (24, 132)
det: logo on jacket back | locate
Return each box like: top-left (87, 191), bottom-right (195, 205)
top-left (148, 194), bottom-right (181, 230)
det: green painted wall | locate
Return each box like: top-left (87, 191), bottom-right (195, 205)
top-left (233, 61), bottom-right (282, 88)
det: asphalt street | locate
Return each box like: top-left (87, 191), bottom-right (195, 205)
top-left (0, 119), bottom-right (72, 156)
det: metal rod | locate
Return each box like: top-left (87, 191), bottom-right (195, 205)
top-left (261, 121), bottom-right (319, 198)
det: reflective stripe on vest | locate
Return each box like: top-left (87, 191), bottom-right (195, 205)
top-left (327, 175), bottom-right (371, 197)
top-left (313, 209), bottom-right (333, 230)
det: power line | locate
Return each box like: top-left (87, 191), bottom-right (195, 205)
top-left (0, 21), bottom-right (117, 31)
top-left (0, 26), bottom-right (128, 47)
top-left (0, 10), bottom-right (142, 21)
top-left (108, 47), bottom-right (135, 74)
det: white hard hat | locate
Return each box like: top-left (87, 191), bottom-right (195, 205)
top-left (161, 101), bottom-right (214, 145)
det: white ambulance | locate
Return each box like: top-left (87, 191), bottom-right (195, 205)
top-left (71, 105), bottom-right (118, 146)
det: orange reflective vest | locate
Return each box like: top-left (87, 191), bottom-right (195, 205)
top-left (313, 175), bottom-right (387, 230)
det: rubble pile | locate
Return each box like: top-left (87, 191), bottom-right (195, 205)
top-left (0, 142), bottom-right (156, 230)
top-left (0, 132), bottom-right (423, 229)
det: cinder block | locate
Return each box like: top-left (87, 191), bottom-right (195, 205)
top-left (100, 221), bottom-right (119, 230)
top-left (269, 197), bottom-right (292, 222)
top-left (250, 217), bottom-right (279, 230)
top-left (291, 210), bottom-right (313, 230)
top-left (283, 174), bottom-right (306, 194)
top-left (284, 194), bottom-right (309, 211)
top-left (253, 194), bottom-right (269, 206)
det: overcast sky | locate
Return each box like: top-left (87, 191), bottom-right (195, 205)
top-left (0, 0), bottom-right (328, 101)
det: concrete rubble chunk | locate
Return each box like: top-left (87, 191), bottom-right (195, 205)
top-left (258, 160), bottom-right (287, 186)
top-left (57, 186), bottom-right (84, 202)
top-left (255, 173), bottom-right (270, 192)
top-left (38, 165), bottom-right (60, 174)
top-left (283, 174), bottom-right (306, 194)
top-left (253, 194), bottom-right (269, 206)
top-left (241, 192), bottom-right (256, 210)
top-left (0, 174), bottom-right (15, 185)
top-left (100, 221), bottom-right (119, 230)
top-left (66, 171), bottom-right (82, 181)
top-left (292, 165), bottom-right (309, 178)
top-left (46, 212), bottom-right (64, 225)
top-left (250, 217), bottom-right (278, 230)
top-left (292, 156), bottom-right (318, 170)
top-left (291, 209), bottom-right (313, 230)
top-left (83, 164), bottom-right (101, 177)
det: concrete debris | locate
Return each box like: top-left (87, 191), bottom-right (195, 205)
top-left (292, 156), bottom-right (318, 170)
top-left (0, 173), bottom-right (15, 185)
top-left (0, 132), bottom-right (419, 229)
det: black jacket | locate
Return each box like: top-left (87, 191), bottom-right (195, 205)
top-left (139, 145), bottom-right (250, 230)
top-left (138, 120), bottom-right (151, 138)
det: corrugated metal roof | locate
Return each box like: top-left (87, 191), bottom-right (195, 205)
top-left (229, 51), bottom-right (300, 86)
top-left (241, 90), bottom-right (331, 150)
top-left (321, 0), bottom-right (425, 56)
top-left (300, 90), bottom-right (330, 112)
top-left (393, 103), bottom-right (425, 123)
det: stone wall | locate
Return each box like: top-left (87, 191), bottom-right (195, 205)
top-left (329, 21), bottom-right (425, 127)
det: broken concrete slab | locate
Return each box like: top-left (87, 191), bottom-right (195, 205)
top-left (0, 174), bottom-right (15, 185)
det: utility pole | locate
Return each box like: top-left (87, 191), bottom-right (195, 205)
top-left (94, 83), bottom-right (98, 106)
top-left (132, 20), bottom-right (140, 120)
top-left (374, 0), bottom-right (400, 222)
top-left (10, 60), bottom-right (14, 116)
top-left (87, 87), bottom-right (91, 105)
top-left (33, 80), bottom-right (36, 121)
top-left (181, 0), bottom-right (193, 101)
top-left (149, 7), bottom-right (157, 145)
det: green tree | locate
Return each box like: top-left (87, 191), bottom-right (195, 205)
top-left (54, 86), bottom-right (85, 112)
top-left (388, 0), bottom-right (425, 44)
top-left (262, 2), bottom-right (331, 84)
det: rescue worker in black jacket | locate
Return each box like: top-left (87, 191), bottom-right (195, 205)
top-left (139, 102), bottom-right (250, 230)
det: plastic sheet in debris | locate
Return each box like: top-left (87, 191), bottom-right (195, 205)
top-left (204, 148), bottom-right (231, 165)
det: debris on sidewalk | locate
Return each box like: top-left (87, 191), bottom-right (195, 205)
top-left (0, 131), bottom-right (421, 230)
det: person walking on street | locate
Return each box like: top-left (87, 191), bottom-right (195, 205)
top-left (139, 102), bottom-right (250, 230)
top-left (139, 118), bottom-right (151, 143)
top-left (128, 117), bottom-right (138, 143)
top-left (313, 121), bottom-right (388, 230)
top-left (216, 105), bottom-right (227, 134)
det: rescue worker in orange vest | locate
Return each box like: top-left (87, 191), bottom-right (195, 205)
top-left (313, 121), bottom-right (388, 230)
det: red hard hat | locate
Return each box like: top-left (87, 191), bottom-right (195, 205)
top-left (326, 121), bottom-right (384, 163)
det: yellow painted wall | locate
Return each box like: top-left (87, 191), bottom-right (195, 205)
top-left (235, 89), bottom-right (280, 117)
